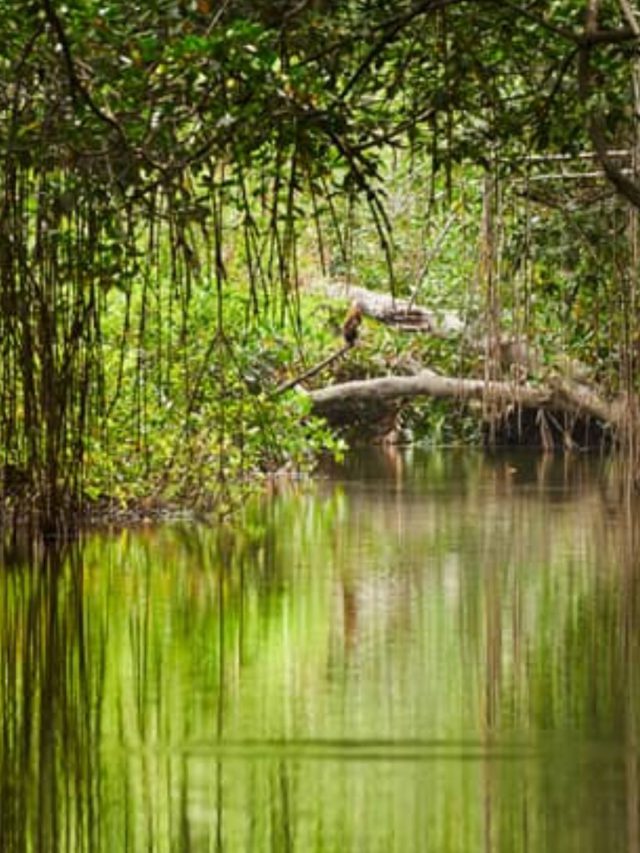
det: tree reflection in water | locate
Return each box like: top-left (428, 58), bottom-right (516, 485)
top-left (0, 450), bottom-right (639, 852)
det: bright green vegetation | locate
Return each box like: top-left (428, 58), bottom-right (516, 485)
top-left (1, 449), bottom-right (638, 850)
top-left (2, 2), bottom-right (640, 532)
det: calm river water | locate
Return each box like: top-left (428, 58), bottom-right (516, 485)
top-left (1, 449), bottom-right (639, 852)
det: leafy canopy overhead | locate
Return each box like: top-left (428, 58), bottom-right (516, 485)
top-left (3, 0), bottom-right (638, 204)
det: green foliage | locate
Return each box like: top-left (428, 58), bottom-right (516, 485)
top-left (1, 451), bottom-right (638, 849)
top-left (1, 0), bottom-right (640, 529)
top-left (81, 283), bottom-right (346, 513)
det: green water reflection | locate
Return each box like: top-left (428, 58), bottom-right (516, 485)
top-left (1, 449), bottom-right (640, 851)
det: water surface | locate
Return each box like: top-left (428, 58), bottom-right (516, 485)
top-left (1, 449), bottom-right (639, 851)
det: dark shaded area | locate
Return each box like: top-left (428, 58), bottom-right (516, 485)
top-left (483, 406), bottom-right (612, 450)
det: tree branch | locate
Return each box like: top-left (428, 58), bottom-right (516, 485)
top-left (578, 0), bottom-right (640, 209)
top-left (309, 370), bottom-right (623, 430)
top-left (40, 0), bottom-right (128, 144)
top-left (339, 0), bottom-right (464, 100)
top-left (274, 344), bottom-right (353, 395)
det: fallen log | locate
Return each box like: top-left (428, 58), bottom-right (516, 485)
top-left (313, 280), bottom-right (465, 336)
top-left (309, 369), bottom-right (623, 434)
top-left (311, 279), bottom-right (540, 371)
top-left (306, 279), bottom-right (625, 444)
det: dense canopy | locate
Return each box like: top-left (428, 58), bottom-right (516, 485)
top-left (2, 0), bottom-right (640, 533)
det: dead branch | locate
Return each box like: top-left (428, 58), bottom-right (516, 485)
top-left (309, 369), bottom-right (623, 430)
top-left (310, 280), bottom-right (539, 369)
top-left (274, 343), bottom-right (352, 395)
top-left (311, 280), bottom-right (465, 336)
